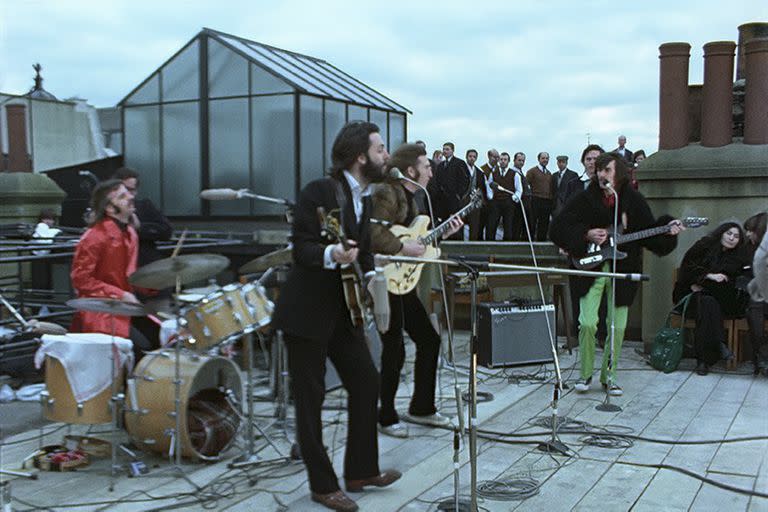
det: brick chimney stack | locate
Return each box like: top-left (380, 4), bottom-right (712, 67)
top-left (701, 41), bottom-right (736, 148)
top-left (659, 43), bottom-right (691, 150)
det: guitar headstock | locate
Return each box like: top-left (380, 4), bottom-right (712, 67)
top-left (469, 188), bottom-right (483, 207)
top-left (682, 217), bottom-right (709, 228)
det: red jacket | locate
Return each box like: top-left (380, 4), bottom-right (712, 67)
top-left (70, 217), bottom-right (138, 338)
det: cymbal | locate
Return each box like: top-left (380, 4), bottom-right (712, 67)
top-left (27, 320), bottom-right (68, 335)
top-left (239, 246), bottom-right (292, 274)
top-left (66, 298), bottom-right (147, 317)
top-left (129, 254), bottom-right (230, 289)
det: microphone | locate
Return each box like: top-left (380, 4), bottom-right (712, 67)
top-left (489, 181), bottom-right (519, 202)
top-left (200, 188), bottom-right (245, 200)
top-left (372, 255), bottom-right (391, 333)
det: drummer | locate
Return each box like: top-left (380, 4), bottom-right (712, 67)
top-left (70, 179), bottom-right (155, 362)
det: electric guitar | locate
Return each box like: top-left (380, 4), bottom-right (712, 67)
top-left (317, 207), bottom-right (373, 328)
top-left (384, 189), bottom-right (483, 295)
top-left (572, 216), bottom-right (709, 270)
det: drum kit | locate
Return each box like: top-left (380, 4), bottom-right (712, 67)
top-left (28, 248), bottom-right (290, 488)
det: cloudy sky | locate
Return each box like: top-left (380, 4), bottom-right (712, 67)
top-left (1, 1), bottom-right (766, 167)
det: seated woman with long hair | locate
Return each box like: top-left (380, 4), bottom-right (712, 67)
top-left (673, 222), bottom-right (750, 375)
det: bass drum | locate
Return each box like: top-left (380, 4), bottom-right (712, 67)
top-left (125, 349), bottom-right (242, 461)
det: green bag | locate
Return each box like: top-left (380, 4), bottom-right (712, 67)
top-left (649, 294), bottom-right (692, 373)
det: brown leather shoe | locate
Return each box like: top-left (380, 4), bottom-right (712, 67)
top-left (345, 469), bottom-right (402, 492)
top-left (310, 490), bottom-right (359, 511)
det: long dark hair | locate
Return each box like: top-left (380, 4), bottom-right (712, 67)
top-left (744, 212), bottom-right (767, 245)
top-left (594, 152), bottom-right (630, 190)
top-left (701, 221), bottom-right (746, 251)
top-left (329, 121), bottom-right (380, 179)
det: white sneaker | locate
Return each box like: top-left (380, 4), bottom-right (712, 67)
top-left (602, 383), bottom-right (623, 396)
top-left (574, 377), bottom-right (592, 393)
top-left (378, 422), bottom-right (408, 438)
top-left (402, 412), bottom-right (453, 428)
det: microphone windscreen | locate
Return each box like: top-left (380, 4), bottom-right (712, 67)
top-left (388, 168), bottom-right (404, 180)
top-left (489, 182), bottom-right (499, 190)
top-left (373, 268), bottom-right (390, 333)
top-left (200, 188), bottom-right (240, 200)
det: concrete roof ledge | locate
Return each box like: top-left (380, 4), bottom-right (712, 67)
top-left (641, 140), bottom-right (768, 178)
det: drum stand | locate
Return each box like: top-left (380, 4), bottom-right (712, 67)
top-left (229, 332), bottom-right (286, 469)
top-left (106, 315), bottom-right (124, 490)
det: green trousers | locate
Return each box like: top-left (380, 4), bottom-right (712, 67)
top-left (578, 270), bottom-right (629, 383)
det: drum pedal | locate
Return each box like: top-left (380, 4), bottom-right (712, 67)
top-left (128, 460), bottom-right (149, 477)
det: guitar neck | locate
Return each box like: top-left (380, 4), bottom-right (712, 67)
top-left (615, 224), bottom-right (671, 244)
top-left (422, 200), bottom-right (479, 245)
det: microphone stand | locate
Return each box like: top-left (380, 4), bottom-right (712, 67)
top-left (507, 177), bottom-right (570, 456)
top-left (596, 183), bottom-right (622, 413)
top-left (236, 190), bottom-right (295, 208)
top-left (376, 254), bottom-right (471, 512)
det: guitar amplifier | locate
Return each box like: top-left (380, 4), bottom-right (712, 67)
top-left (477, 302), bottom-right (556, 368)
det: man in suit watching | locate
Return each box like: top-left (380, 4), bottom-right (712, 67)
top-left (613, 135), bottom-right (633, 163)
top-left (526, 151), bottom-right (555, 241)
top-left (433, 142), bottom-right (467, 233)
top-left (551, 155), bottom-right (579, 217)
top-left (478, 149), bottom-right (499, 240)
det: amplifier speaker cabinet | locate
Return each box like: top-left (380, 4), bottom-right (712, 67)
top-left (477, 302), bottom-right (556, 368)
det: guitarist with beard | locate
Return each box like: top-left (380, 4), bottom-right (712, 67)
top-left (549, 152), bottom-right (684, 397)
top-left (369, 143), bottom-right (462, 439)
top-left (271, 122), bottom-right (400, 512)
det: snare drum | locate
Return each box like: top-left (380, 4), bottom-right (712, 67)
top-left (182, 284), bottom-right (253, 350)
top-left (240, 282), bottom-right (274, 329)
top-left (125, 349), bottom-right (242, 460)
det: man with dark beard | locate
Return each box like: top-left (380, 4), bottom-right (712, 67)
top-left (271, 122), bottom-right (400, 511)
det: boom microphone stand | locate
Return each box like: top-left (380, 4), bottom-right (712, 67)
top-left (595, 182), bottom-right (622, 413)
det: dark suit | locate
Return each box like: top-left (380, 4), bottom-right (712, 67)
top-left (272, 176), bottom-right (380, 494)
top-left (466, 163), bottom-right (488, 240)
top-left (433, 156), bottom-right (468, 222)
top-left (551, 168), bottom-right (580, 217)
top-left (134, 198), bottom-right (173, 267)
top-left (612, 147), bottom-right (633, 163)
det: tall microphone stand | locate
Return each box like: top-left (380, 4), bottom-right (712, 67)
top-left (596, 183), bottom-right (622, 413)
top-left (508, 176), bottom-right (570, 455)
top-left (376, 254), bottom-right (471, 512)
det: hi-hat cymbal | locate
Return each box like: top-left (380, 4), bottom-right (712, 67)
top-left (66, 298), bottom-right (147, 317)
top-left (129, 254), bottom-right (230, 289)
top-left (239, 246), bottom-right (292, 274)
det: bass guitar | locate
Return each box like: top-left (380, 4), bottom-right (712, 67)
top-left (384, 189), bottom-right (483, 294)
top-left (317, 207), bottom-right (373, 328)
top-left (572, 216), bottom-right (709, 270)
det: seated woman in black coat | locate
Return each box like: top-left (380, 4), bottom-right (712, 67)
top-left (673, 222), bottom-right (750, 375)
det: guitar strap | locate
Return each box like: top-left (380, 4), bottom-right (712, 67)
top-left (329, 177), bottom-right (350, 236)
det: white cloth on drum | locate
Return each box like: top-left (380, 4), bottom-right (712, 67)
top-left (160, 318), bottom-right (179, 347)
top-left (35, 333), bottom-right (134, 403)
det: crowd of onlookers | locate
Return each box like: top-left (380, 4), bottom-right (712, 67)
top-left (420, 135), bottom-right (646, 242)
